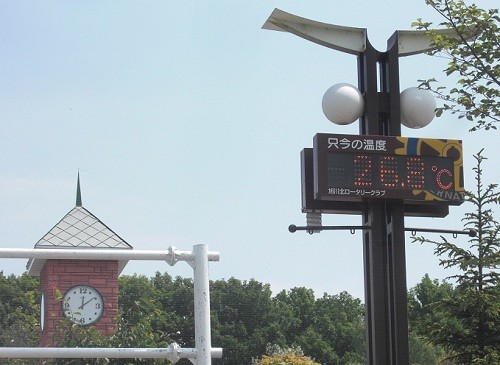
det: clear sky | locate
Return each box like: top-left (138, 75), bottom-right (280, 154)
top-left (1, 1), bottom-right (498, 300)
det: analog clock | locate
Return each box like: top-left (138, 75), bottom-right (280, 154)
top-left (62, 285), bottom-right (104, 326)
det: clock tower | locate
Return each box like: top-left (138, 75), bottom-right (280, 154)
top-left (27, 175), bottom-right (133, 346)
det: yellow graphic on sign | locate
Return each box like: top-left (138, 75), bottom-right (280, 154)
top-left (395, 137), bottom-right (464, 202)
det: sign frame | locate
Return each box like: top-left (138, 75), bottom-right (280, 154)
top-left (301, 148), bottom-right (450, 217)
top-left (312, 133), bottom-right (465, 205)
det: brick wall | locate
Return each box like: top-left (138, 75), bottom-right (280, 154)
top-left (40, 259), bottom-right (119, 347)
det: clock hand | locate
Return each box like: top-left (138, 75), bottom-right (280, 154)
top-left (79, 296), bottom-right (85, 310)
top-left (81, 297), bottom-right (96, 308)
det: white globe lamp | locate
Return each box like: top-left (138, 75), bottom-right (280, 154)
top-left (322, 83), bottom-right (364, 125)
top-left (400, 87), bottom-right (436, 128)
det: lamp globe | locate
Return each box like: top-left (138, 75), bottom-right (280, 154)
top-left (400, 87), bottom-right (436, 128)
top-left (322, 83), bottom-right (364, 125)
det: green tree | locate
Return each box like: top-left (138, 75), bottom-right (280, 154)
top-left (0, 272), bottom-right (40, 347)
top-left (274, 287), bottom-right (316, 341)
top-left (408, 274), bottom-right (454, 337)
top-left (0, 272), bottom-right (369, 364)
top-left (49, 319), bottom-right (106, 365)
top-left (413, 0), bottom-right (499, 131)
top-left (312, 292), bottom-right (364, 364)
top-left (115, 275), bottom-right (165, 350)
top-left (273, 288), bottom-right (365, 365)
top-left (0, 272), bottom-right (40, 365)
top-left (408, 331), bottom-right (452, 365)
top-left (412, 150), bottom-right (500, 364)
top-left (151, 272), bottom-right (196, 362)
top-left (209, 277), bottom-right (276, 365)
top-left (408, 275), bottom-right (454, 364)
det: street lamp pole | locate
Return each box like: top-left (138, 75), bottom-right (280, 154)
top-left (358, 34), bottom-right (408, 364)
top-left (263, 9), bottom-right (454, 364)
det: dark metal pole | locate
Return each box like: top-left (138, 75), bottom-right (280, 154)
top-left (358, 35), bottom-right (410, 365)
top-left (262, 10), bottom-right (466, 365)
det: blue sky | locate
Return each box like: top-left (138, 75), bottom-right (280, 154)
top-left (1, 1), bottom-right (497, 300)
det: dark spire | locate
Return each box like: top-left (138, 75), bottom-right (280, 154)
top-left (76, 172), bottom-right (82, 207)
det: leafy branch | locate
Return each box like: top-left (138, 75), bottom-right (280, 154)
top-left (413, 0), bottom-right (500, 131)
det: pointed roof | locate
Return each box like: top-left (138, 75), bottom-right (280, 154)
top-left (33, 205), bottom-right (132, 250)
top-left (27, 174), bottom-right (133, 276)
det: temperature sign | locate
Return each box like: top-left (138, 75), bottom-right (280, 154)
top-left (313, 133), bottom-right (465, 205)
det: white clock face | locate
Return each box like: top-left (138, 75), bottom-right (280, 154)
top-left (62, 285), bottom-right (104, 326)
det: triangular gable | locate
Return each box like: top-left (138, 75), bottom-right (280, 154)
top-left (34, 206), bottom-right (132, 249)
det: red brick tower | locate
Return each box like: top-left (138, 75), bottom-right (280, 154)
top-left (27, 175), bottom-right (132, 346)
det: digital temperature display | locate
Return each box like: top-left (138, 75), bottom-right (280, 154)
top-left (313, 133), bottom-right (465, 205)
top-left (328, 153), bottom-right (453, 193)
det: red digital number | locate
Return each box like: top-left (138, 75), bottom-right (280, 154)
top-left (380, 156), bottom-right (399, 188)
top-left (353, 155), bottom-right (372, 187)
top-left (406, 157), bottom-right (425, 189)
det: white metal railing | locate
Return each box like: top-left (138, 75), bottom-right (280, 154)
top-left (0, 246), bottom-right (220, 263)
top-left (0, 345), bottom-right (223, 362)
top-left (0, 244), bottom-right (222, 365)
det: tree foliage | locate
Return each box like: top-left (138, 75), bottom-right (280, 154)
top-left (413, 0), bottom-right (499, 131)
top-left (0, 272), bottom-right (40, 348)
top-left (408, 275), bottom-right (455, 364)
top-left (0, 271), bottom-right (459, 364)
top-left (0, 272), bottom-right (368, 365)
top-left (411, 150), bottom-right (500, 364)
top-left (0, 272), bottom-right (40, 365)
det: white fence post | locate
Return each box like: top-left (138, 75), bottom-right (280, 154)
top-left (193, 244), bottom-right (212, 365)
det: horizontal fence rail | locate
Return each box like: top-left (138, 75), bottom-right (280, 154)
top-left (0, 346), bottom-right (223, 361)
top-left (0, 247), bottom-right (220, 263)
